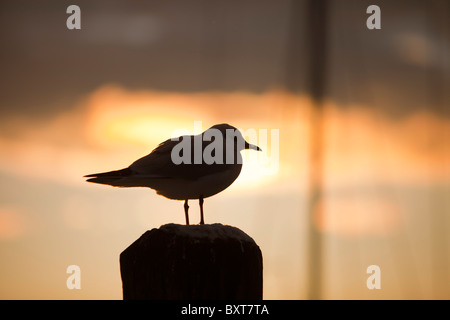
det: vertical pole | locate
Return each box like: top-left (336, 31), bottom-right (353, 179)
top-left (305, 0), bottom-right (328, 300)
top-left (285, 0), bottom-right (328, 299)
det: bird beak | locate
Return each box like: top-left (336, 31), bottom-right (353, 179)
top-left (244, 141), bottom-right (262, 151)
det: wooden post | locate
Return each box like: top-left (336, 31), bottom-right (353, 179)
top-left (120, 223), bottom-right (263, 300)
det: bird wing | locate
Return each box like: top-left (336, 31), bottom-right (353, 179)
top-left (129, 135), bottom-right (236, 180)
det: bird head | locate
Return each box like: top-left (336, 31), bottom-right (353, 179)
top-left (208, 124), bottom-right (262, 152)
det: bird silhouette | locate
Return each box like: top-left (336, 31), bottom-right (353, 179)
top-left (84, 123), bottom-right (261, 225)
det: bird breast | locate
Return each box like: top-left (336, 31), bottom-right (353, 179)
top-left (153, 162), bottom-right (243, 200)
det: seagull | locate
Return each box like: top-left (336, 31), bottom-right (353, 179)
top-left (84, 123), bottom-right (261, 225)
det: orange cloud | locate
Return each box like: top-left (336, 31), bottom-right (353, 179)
top-left (0, 206), bottom-right (30, 240)
top-left (321, 103), bottom-right (450, 188)
top-left (314, 194), bottom-right (404, 237)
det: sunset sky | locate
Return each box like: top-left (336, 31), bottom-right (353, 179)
top-left (0, 0), bottom-right (449, 299)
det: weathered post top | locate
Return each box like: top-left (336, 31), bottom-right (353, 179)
top-left (120, 223), bottom-right (263, 300)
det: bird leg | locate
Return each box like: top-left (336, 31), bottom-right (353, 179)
top-left (184, 200), bottom-right (190, 225)
top-left (199, 196), bottom-right (204, 225)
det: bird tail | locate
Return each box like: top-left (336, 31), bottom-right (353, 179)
top-left (84, 168), bottom-right (133, 187)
